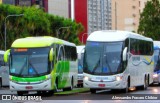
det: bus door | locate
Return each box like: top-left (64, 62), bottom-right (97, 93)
top-left (57, 45), bottom-right (67, 88)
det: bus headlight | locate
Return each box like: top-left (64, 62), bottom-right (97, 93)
top-left (84, 76), bottom-right (89, 81)
top-left (116, 76), bottom-right (123, 81)
top-left (153, 74), bottom-right (158, 78)
top-left (45, 75), bottom-right (51, 80)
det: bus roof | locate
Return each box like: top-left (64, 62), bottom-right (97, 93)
top-left (0, 50), bottom-right (5, 54)
top-left (87, 30), bottom-right (153, 42)
top-left (153, 41), bottom-right (160, 49)
top-left (76, 45), bottom-right (85, 54)
top-left (154, 41), bottom-right (160, 46)
top-left (11, 36), bottom-right (76, 48)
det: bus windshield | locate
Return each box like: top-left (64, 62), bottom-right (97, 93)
top-left (84, 41), bottom-right (123, 75)
top-left (154, 49), bottom-right (160, 73)
top-left (10, 48), bottom-right (50, 77)
top-left (78, 53), bottom-right (84, 74)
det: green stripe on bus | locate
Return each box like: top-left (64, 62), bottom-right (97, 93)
top-left (11, 75), bottom-right (46, 82)
top-left (57, 61), bottom-right (70, 88)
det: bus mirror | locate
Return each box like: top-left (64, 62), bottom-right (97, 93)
top-left (49, 48), bottom-right (54, 62)
top-left (123, 47), bottom-right (127, 61)
top-left (4, 49), bottom-right (10, 63)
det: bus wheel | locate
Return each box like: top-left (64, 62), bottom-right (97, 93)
top-left (47, 90), bottom-right (54, 96)
top-left (17, 91), bottom-right (25, 96)
top-left (54, 78), bottom-right (59, 92)
top-left (123, 83), bottom-right (128, 93)
top-left (64, 78), bottom-right (73, 91)
top-left (17, 91), bottom-right (28, 96)
top-left (90, 88), bottom-right (96, 94)
top-left (138, 76), bottom-right (148, 90)
top-left (68, 77), bottom-right (74, 90)
top-left (122, 79), bottom-right (129, 93)
top-left (144, 76), bottom-right (148, 90)
top-left (81, 84), bottom-right (83, 87)
top-left (37, 91), bottom-right (42, 95)
top-left (70, 78), bottom-right (73, 90)
top-left (0, 77), bottom-right (2, 88)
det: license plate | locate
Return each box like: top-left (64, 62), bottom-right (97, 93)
top-left (98, 84), bottom-right (105, 87)
top-left (25, 86), bottom-right (33, 89)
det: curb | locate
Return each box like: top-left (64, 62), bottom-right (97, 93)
top-left (54, 88), bottom-right (90, 96)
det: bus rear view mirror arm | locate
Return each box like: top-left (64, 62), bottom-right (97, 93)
top-left (4, 49), bottom-right (10, 63)
top-left (123, 47), bottom-right (127, 61)
top-left (49, 48), bottom-right (54, 62)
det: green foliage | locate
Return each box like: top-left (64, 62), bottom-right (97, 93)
top-left (0, 4), bottom-right (84, 50)
top-left (138, 0), bottom-right (160, 40)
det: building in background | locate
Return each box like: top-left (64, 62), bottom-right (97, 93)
top-left (48, 0), bottom-right (70, 18)
top-left (2, 0), bottom-right (15, 4)
top-left (88, 0), bottom-right (112, 34)
top-left (74, 0), bottom-right (112, 43)
top-left (2, 0), bottom-right (48, 12)
top-left (112, 0), bottom-right (148, 32)
top-left (1, 0), bottom-right (150, 43)
top-left (74, 0), bottom-right (88, 43)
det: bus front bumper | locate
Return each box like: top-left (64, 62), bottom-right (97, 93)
top-left (83, 79), bottom-right (126, 89)
top-left (10, 79), bottom-right (52, 91)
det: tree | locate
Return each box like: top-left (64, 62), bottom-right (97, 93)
top-left (138, 0), bottom-right (160, 40)
top-left (0, 4), bottom-right (84, 50)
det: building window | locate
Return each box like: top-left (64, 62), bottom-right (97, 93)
top-left (2, 0), bottom-right (15, 5)
top-left (19, 0), bottom-right (31, 6)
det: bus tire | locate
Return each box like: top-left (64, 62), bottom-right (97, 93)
top-left (122, 77), bottom-right (130, 93)
top-left (37, 91), bottom-right (42, 95)
top-left (144, 76), bottom-right (148, 90)
top-left (69, 77), bottom-right (74, 90)
top-left (81, 84), bottom-right (83, 87)
top-left (54, 78), bottom-right (58, 92)
top-left (63, 77), bottom-right (73, 91)
top-left (47, 90), bottom-right (54, 96)
top-left (0, 77), bottom-right (2, 88)
top-left (17, 91), bottom-right (26, 96)
top-left (90, 88), bottom-right (96, 94)
top-left (138, 75), bottom-right (148, 90)
top-left (148, 74), bottom-right (150, 86)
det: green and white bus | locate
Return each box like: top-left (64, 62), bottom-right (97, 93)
top-left (4, 36), bottom-right (78, 95)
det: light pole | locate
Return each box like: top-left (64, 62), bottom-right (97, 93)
top-left (4, 14), bottom-right (24, 50)
top-left (56, 26), bottom-right (72, 38)
top-left (82, 33), bottom-right (88, 44)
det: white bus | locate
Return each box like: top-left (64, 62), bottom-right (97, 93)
top-left (0, 50), bottom-right (9, 87)
top-left (153, 41), bottom-right (160, 85)
top-left (76, 45), bottom-right (85, 87)
top-left (83, 30), bottom-right (154, 93)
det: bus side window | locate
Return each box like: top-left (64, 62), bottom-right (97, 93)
top-left (58, 46), bottom-right (64, 61)
top-left (0, 55), bottom-right (5, 67)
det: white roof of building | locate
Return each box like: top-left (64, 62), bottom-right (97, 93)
top-left (87, 30), bottom-right (153, 42)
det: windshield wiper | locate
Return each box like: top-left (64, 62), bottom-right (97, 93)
top-left (92, 57), bottom-right (101, 73)
top-left (105, 55), bottom-right (113, 74)
top-left (19, 59), bottom-right (27, 77)
top-left (28, 59), bottom-right (40, 77)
